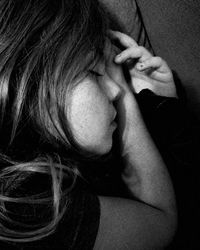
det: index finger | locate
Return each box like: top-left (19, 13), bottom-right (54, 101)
top-left (108, 30), bottom-right (138, 48)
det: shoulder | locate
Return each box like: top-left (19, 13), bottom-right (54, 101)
top-left (0, 172), bottom-right (176, 250)
top-left (61, 180), bottom-right (101, 250)
top-left (94, 196), bottom-right (176, 250)
top-left (0, 174), bottom-right (101, 250)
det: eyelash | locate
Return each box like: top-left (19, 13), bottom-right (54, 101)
top-left (89, 70), bottom-right (103, 77)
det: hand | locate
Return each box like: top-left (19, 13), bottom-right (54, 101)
top-left (102, 39), bottom-right (142, 154)
top-left (109, 31), bottom-right (177, 98)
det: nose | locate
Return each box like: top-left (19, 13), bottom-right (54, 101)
top-left (104, 76), bottom-right (121, 102)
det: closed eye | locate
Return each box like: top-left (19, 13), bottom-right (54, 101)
top-left (89, 70), bottom-right (103, 77)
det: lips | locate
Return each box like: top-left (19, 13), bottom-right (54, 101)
top-left (111, 109), bottom-right (117, 123)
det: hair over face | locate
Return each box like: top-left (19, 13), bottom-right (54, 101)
top-left (0, 0), bottom-right (108, 154)
top-left (0, 0), bottom-right (108, 242)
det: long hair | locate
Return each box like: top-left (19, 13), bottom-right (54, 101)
top-left (0, 0), bottom-right (108, 242)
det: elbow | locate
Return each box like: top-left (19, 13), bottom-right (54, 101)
top-left (159, 209), bottom-right (178, 248)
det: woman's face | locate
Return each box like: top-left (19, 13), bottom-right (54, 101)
top-left (67, 41), bottom-right (126, 154)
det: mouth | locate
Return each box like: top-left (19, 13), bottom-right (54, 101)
top-left (111, 109), bottom-right (117, 126)
top-left (112, 109), bottom-right (117, 121)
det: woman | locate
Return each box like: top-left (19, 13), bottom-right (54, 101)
top-left (0, 0), bottom-right (177, 249)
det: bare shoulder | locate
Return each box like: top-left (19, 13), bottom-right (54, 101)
top-left (93, 196), bottom-right (176, 250)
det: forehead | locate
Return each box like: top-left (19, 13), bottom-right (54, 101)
top-left (97, 38), bottom-right (120, 68)
top-left (75, 38), bottom-right (119, 84)
top-left (104, 38), bottom-right (119, 60)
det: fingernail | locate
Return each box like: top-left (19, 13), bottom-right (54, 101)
top-left (138, 63), bottom-right (144, 70)
top-left (115, 54), bottom-right (121, 62)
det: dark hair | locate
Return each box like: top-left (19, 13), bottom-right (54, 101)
top-left (0, 0), bottom-right (108, 242)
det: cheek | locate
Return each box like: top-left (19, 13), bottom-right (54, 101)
top-left (71, 101), bottom-right (107, 138)
top-left (68, 83), bottom-right (114, 153)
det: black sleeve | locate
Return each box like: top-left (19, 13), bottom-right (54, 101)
top-left (136, 89), bottom-right (200, 184)
top-left (136, 89), bottom-right (200, 249)
top-left (0, 176), bottom-right (100, 250)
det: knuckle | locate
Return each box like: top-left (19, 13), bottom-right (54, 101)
top-left (138, 46), bottom-right (151, 56)
top-left (138, 46), bottom-right (145, 51)
top-left (154, 56), bottom-right (162, 63)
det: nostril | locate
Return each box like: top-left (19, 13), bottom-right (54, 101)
top-left (113, 86), bottom-right (122, 101)
top-left (112, 98), bottom-right (119, 109)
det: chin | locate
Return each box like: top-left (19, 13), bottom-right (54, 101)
top-left (88, 138), bottom-right (113, 155)
top-left (98, 139), bottom-right (113, 155)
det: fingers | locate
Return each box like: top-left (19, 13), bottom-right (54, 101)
top-left (136, 57), bottom-right (169, 73)
top-left (109, 30), bottom-right (169, 77)
top-left (115, 46), bottom-right (152, 64)
top-left (108, 30), bottom-right (152, 64)
top-left (108, 30), bottom-right (138, 48)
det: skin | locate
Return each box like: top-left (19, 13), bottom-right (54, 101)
top-left (66, 31), bottom-right (177, 249)
top-left (67, 31), bottom-right (176, 156)
top-left (67, 42), bottom-right (125, 154)
top-left (68, 74), bottom-right (118, 154)
top-left (93, 32), bottom-right (177, 250)
top-left (110, 30), bottom-right (177, 98)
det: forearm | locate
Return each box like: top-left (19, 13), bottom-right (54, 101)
top-left (121, 94), bottom-right (176, 215)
